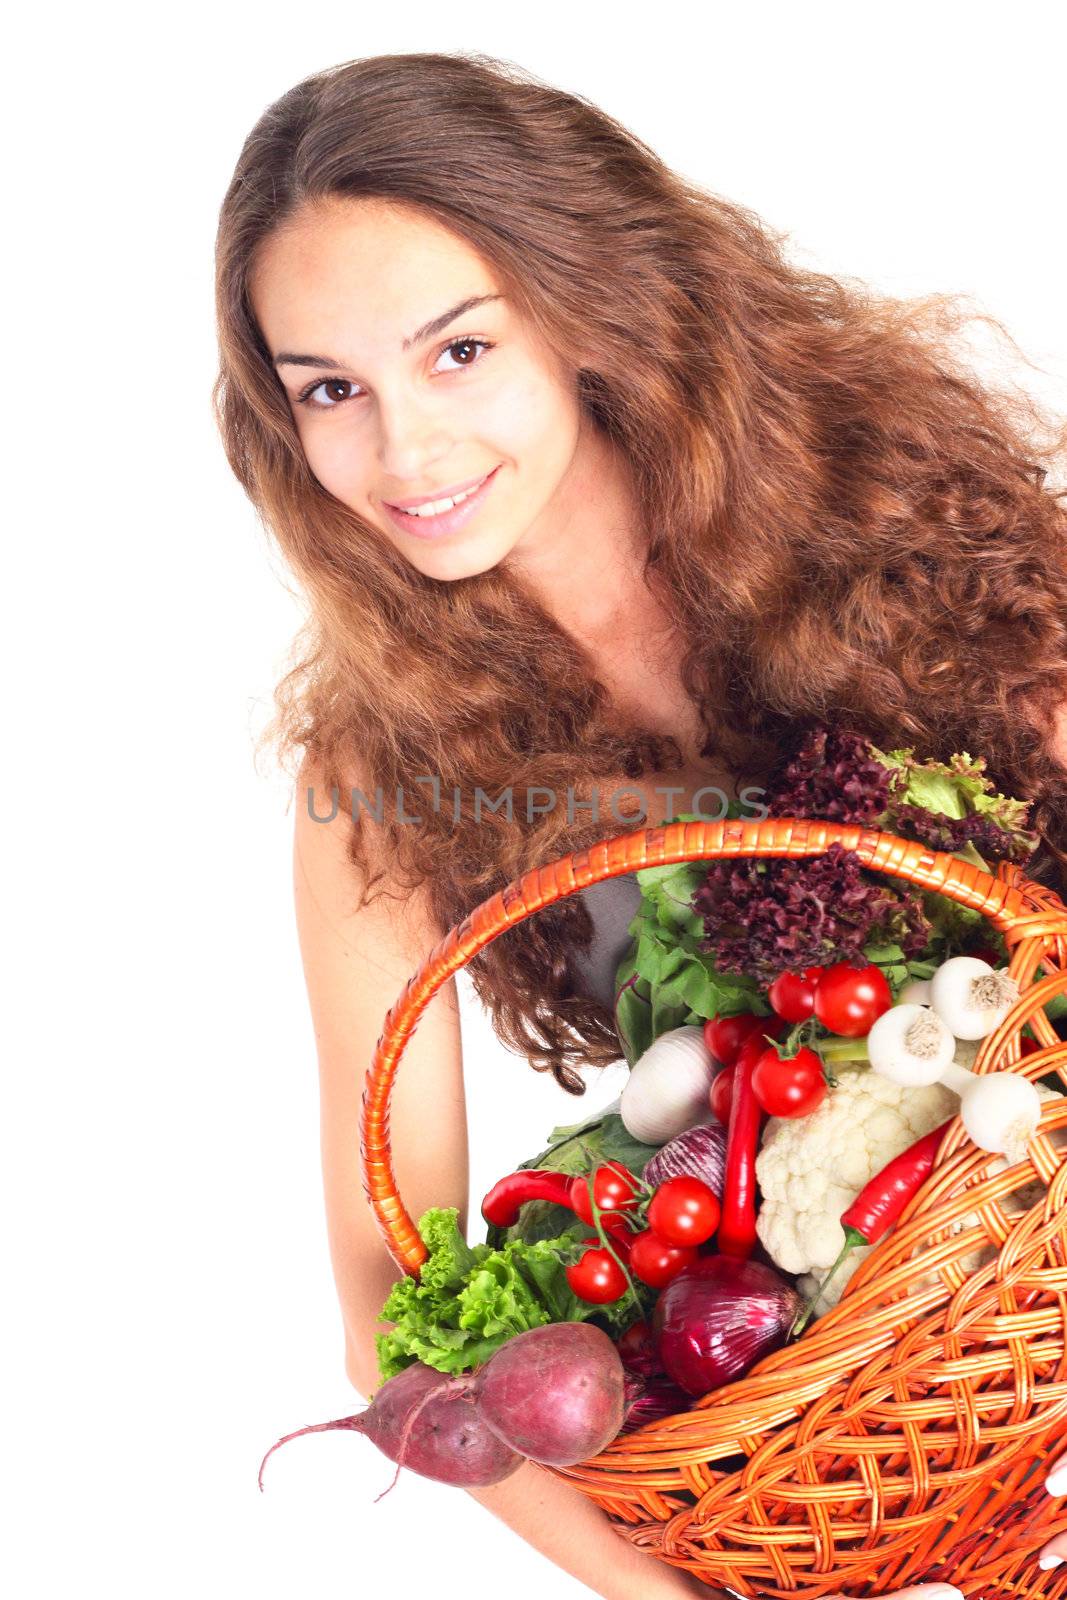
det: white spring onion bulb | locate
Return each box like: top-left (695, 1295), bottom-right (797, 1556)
top-left (620, 1026), bottom-right (717, 1145)
top-left (898, 977), bottom-right (932, 1007)
top-left (939, 1061), bottom-right (1042, 1164)
top-left (929, 956), bottom-right (1021, 1041)
top-left (867, 1000), bottom-right (1042, 1163)
top-left (866, 1003), bottom-right (957, 1086)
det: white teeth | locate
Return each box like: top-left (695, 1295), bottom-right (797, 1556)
top-left (396, 478), bottom-right (484, 517)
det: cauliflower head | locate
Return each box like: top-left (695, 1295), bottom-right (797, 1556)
top-left (758, 1059), bottom-right (1065, 1319)
top-left (756, 1066), bottom-right (957, 1287)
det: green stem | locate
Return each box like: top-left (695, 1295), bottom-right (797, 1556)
top-left (789, 1226), bottom-right (866, 1339)
top-left (819, 1038), bottom-right (872, 1064)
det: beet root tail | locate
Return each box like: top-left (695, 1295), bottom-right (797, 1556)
top-left (257, 1413), bottom-right (366, 1491)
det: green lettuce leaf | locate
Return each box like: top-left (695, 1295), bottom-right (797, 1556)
top-left (375, 1205), bottom-right (653, 1386)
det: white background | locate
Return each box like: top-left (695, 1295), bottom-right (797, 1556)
top-left (5, 4), bottom-right (1066, 1596)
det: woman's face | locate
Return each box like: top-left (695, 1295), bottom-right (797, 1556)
top-left (249, 198), bottom-right (592, 582)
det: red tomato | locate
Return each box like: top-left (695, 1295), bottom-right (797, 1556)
top-left (709, 1063), bottom-right (736, 1124)
top-left (569, 1161), bottom-right (642, 1225)
top-left (565, 1245), bottom-right (628, 1303)
top-left (1019, 1035), bottom-right (1041, 1058)
top-left (813, 963), bottom-right (892, 1037)
top-left (768, 966), bottom-right (824, 1023)
top-left (647, 1176), bottom-right (720, 1247)
top-left (703, 1012), bottom-right (766, 1067)
top-left (751, 1046), bottom-right (827, 1118)
top-left (628, 1229), bottom-right (698, 1288)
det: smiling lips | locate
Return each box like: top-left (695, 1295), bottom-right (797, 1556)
top-left (385, 468), bottom-right (495, 513)
top-left (380, 464), bottom-right (502, 540)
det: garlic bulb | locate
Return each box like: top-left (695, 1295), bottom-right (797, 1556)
top-left (620, 1026), bottom-right (717, 1145)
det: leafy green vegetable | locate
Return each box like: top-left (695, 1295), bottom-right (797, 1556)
top-left (376, 1206), bottom-right (653, 1384)
top-left (611, 808), bottom-right (769, 1067)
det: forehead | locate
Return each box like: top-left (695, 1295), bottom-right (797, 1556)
top-left (250, 198), bottom-right (499, 354)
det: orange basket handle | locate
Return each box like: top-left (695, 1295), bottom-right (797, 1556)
top-left (360, 815), bottom-right (1044, 1275)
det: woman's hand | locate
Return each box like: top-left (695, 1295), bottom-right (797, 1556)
top-left (823, 1589), bottom-right (962, 1599)
top-left (1039, 1449), bottom-right (1067, 1570)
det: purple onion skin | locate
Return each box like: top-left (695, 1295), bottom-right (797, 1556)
top-left (652, 1256), bottom-right (800, 1399)
top-left (619, 1371), bottom-right (695, 1435)
top-left (642, 1122), bottom-right (727, 1198)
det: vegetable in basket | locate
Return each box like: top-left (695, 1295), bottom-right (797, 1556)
top-left (374, 1206), bottom-right (653, 1383)
top-left (612, 728), bottom-right (1067, 1069)
top-left (754, 1063), bottom-right (960, 1306)
top-left (259, 1320), bottom-right (629, 1493)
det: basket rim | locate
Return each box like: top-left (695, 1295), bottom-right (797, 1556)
top-left (359, 814), bottom-right (1067, 1276)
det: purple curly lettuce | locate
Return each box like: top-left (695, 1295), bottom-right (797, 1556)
top-left (763, 726), bottom-right (896, 824)
top-left (691, 840), bottom-right (931, 984)
top-left (885, 802), bottom-right (1037, 865)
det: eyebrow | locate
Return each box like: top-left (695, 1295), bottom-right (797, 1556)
top-left (272, 294), bottom-right (503, 370)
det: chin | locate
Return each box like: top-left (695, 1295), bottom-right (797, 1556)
top-left (405, 524), bottom-right (521, 581)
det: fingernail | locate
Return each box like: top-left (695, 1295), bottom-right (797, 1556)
top-left (1040, 1554), bottom-right (1064, 1570)
top-left (1047, 1466), bottom-right (1067, 1496)
top-left (924, 1587), bottom-right (964, 1599)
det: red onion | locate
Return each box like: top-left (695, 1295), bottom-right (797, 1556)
top-left (652, 1255), bottom-right (800, 1398)
top-left (615, 1319), bottom-right (660, 1378)
top-left (642, 1122), bottom-right (727, 1197)
top-left (619, 1370), bottom-right (695, 1434)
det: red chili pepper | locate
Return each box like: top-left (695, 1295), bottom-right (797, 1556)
top-left (840, 1119), bottom-right (952, 1247)
top-left (791, 1119), bottom-right (952, 1336)
top-left (717, 1034), bottom-right (765, 1259)
top-left (480, 1169), bottom-right (576, 1228)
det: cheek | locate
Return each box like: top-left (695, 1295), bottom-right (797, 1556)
top-left (297, 423), bottom-right (366, 495)
top-left (478, 367), bottom-right (581, 457)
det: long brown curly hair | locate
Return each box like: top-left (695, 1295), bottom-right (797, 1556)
top-left (213, 49), bottom-right (1067, 1094)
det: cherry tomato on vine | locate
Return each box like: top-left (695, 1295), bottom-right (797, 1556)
top-left (709, 1063), bottom-right (736, 1124)
top-left (569, 1160), bottom-right (642, 1225)
top-left (628, 1229), bottom-right (698, 1288)
top-left (768, 966), bottom-right (824, 1023)
top-left (578, 1227), bottom-right (632, 1262)
top-left (703, 1012), bottom-right (766, 1067)
top-left (566, 1245), bottom-right (628, 1303)
top-left (711, 1019), bottom-right (787, 1123)
top-left (647, 1176), bottom-right (720, 1246)
top-left (812, 962), bottom-right (892, 1037)
top-left (751, 1045), bottom-right (827, 1118)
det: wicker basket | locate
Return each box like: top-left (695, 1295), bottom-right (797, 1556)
top-left (360, 817), bottom-right (1067, 1598)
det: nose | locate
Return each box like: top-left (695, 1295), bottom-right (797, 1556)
top-left (374, 389), bottom-right (454, 485)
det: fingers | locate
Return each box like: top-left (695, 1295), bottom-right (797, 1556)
top-left (1039, 1531), bottom-right (1067, 1570)
top-left (1047, 1451), bottom-right (1067, 1497)
top-left (823, 1590), bottom-right (963, 1600)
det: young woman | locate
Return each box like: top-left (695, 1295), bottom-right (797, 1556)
top-left (215, 50), bottom-right (1067, 1599)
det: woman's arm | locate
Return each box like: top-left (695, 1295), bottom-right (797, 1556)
top-left (293, 758), bottom-right (712, 1599)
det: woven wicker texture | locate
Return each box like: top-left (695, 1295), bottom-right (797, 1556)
top-left (359, 818), bottom-right (1067, 1597)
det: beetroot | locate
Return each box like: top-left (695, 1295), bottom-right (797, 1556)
top-left (473, 1321), bottom-right (626, 1466)
top-left (258, 1360), bottom-right (523, 1495)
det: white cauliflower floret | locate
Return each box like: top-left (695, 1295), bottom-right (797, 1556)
top-left (756, 1066), bottom-right (957, 1289)
top-left (759, 1060), bottom-right (1065, 1319)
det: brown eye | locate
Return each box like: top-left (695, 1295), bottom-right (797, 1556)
top-left (297, 378), bottom-right (358, 409)
top-left (434, 338), bottom-right (494, 373)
